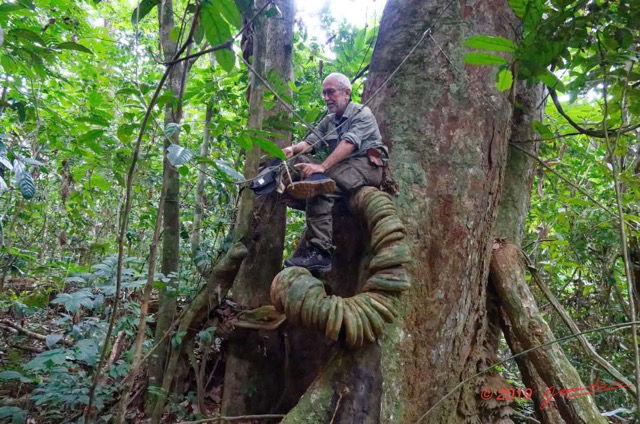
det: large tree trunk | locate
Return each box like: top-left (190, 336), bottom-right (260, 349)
top-left (221, 0), bottom-right (295, 415)
top-left (284, 0), bottom-right (518, 422)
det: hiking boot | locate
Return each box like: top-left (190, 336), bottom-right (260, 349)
top-left (286, 173), bottom-right (336, 200)
top-left (284, 246), bottom-right (332, 272)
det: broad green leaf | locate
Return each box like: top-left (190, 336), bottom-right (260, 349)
top-left (464, 53), bottom-right (507, 66)
top-left (89, 172), bottom-right (111, 191)
top-left (170, 27), bottom-right (181, 42)
top-left (235, 133), bottom-right (253, 150)
top-left (164, 122), bottom-right (181, 138)
top-left (464, 36), bottom-right (516, 53)
top-left (74, 339), bottom-right (99, 365)
top-left (131, 0), bottom-right (161, 24)
top-left (194, 23), bottom-right (205, 45)
top-left (0, 407), bottom-right (25, 421)
top-left (167, 144), bottom-right (194, 166)
top-left (0, 3), bottom-right (26, 13)
top-left (45, 334), bottom-right (63, 347)
top-left (10, 28), bottom-right (44, 45)
top-left (0, 371), bottom-right (23, 381)
top-left (213, 0), bottom-right (241, 28)
top-left (51, 289), bottom-right (94, 313)
top-left (77, 129), bottom-right (105, 143)
top-left (24, 348), bottom-right (68, 370)
top-left (214, 159), bottom-right (245, 182)
top-left (13, 160), bottom-right (35, 199)
top-left (495, 68), bottom-right (513, 91)
top-left (252, 137), bottom-right (286, 159)
top-left (508, 0), bottom-right (526, 17)
top-left (538, 69), bottom-right (565, 91)
top-left (201, 0), bottom-right (233, 47)
top-left (214, 48), bottom-right (235, 72)
top-left (532, 120), bottom-right (553, 138)
top-left (57, 42), bottom-right (93, 54)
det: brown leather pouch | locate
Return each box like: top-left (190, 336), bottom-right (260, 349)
top-left (367, 148), bottom-right (384, 167)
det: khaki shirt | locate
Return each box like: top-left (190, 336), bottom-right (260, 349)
top-left (305, 101), bottom-right (383, 158)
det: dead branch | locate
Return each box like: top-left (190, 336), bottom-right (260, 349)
top-left (0, 319), bottom-right (69, 345)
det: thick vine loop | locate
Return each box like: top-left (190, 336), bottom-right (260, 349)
top-left (270, 187), bottom-right (412, 348)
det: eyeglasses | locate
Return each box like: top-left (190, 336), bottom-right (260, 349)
top-left (321, 88), bottom-right (343, 97)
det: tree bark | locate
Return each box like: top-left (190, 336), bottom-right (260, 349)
top-left (221, 0), bottom-right (296, 416)
top-left (284, 0), bottom-right (518, 422)
top-left (148, 0), bottom-right (186, 415)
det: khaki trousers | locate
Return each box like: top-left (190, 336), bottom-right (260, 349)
top-left (288, 154), bottom-right (383, 252)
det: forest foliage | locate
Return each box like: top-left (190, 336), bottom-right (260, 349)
top-left (0, 0), bottom-right (638, 422)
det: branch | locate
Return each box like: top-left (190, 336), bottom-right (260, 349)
top-left (0, 319), bottom-right (69, 345)
top-left (548, 87), bottom-right (640, 138)
top-left (509, 142), bottom-right (617, 219)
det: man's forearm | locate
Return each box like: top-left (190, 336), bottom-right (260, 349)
top-left (322, 140), bottom-right (355, 170)
top-left (292, 141), bottom-right (312, 154)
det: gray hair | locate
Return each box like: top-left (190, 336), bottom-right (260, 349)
top-left (324, 73), bottom-right (352, 91)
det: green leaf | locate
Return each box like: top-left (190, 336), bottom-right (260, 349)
top-left (215, 0), bottom-right (241, 28)
top-left (252, 137), bottom-right (286, 159)
top-left (167, 144), bottom-right (194, 166)
top-left (0, 3), bottom-right (26, 13)
top-left (74, 339), bottom-right (99, 366)
top-left (164, 122), bottom-right (181, 138)
top-left (194, 23), bottom-right (205, 45)
top-left (77, 129), bottom-right (105, 143)
top-left (0, 407), bottom-right (25, 422)
top-left (532, 120), bottom-right (553, 138)
top-left (495, 68), bottom-right (513, 91)
top-left (538, 69), bottom-right (565, 92)
top-left (464, 53), bottom-right (507, 65)
top-left (214, 48), bottom-right (235, 72)
top-left (464, 36), bottom-right (516, 53)
top-left (201, 0), bottom-right (233, 47)
top-left (0, 371), bottom-right (24, 381)
top-left (45, 334), bottom-right (64, 347)
top-left (10, 28), bottom-right (44, 45)
top-left (131, 0), bottom-right (160, 24)
top-left (13, 160), bottom-right (35, 199)
top-left (56, 42), bottom-right (93, 54)
top-left (51, 289), bottom-right (94, 313)
top-left (170, 27), bottom-right (181, 43)
top-left (508, 0), bottom-right (526, 17)
top-left (235, 133), bottom-right (252, 150)
top-left (214, 160), bottom-right (245, 182)
top-left (24, 348), bottom-right (68, 371)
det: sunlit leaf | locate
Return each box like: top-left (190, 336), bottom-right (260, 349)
top-left (465, 36), bottom-right (516, 53)
top-left (495, 68), bottom-right (513, 91)
top-left (464, 53), bottom-right (507, 65)
top-left (214, 160), bottom-right (245, 182)
top-left (167, 144), bottom-right (194, 166)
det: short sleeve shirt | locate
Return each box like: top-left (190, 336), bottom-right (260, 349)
top-left (305, 101), bottom-right (383, 158)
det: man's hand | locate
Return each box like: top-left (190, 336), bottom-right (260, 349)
top-left (283, 146), bottom-right (294, 159)
top-left (295, 162), bottom-right (326, 178)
